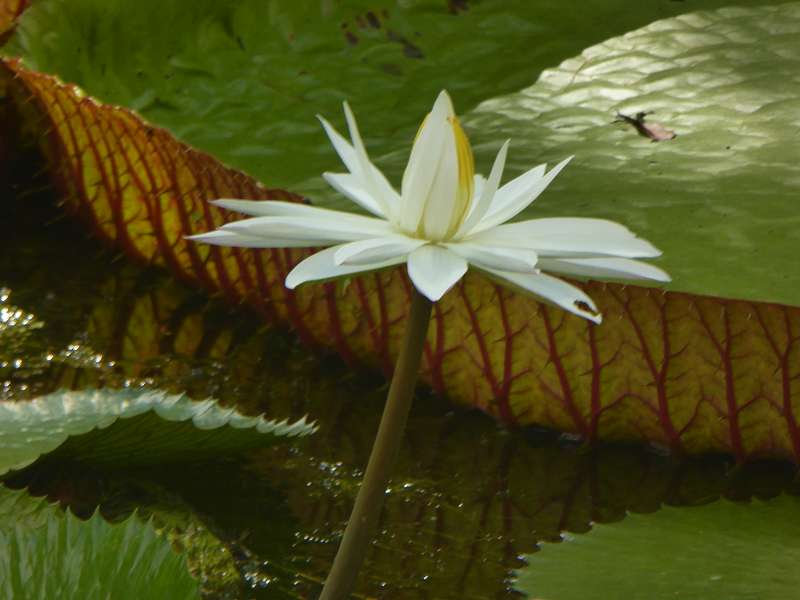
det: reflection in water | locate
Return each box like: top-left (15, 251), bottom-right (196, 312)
top-left (2, 179), bottom-right (799, 599)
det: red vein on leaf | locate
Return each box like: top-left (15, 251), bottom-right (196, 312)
top-left (322, 282), bottom-right (357, 366)
top-left (44, 84), bottom-right (102, 236)
top-left (694, 301), bottom-right (746, 461)
top-left (72, 100), bottom-right (133, 254)
top-left (146, 131), bottom-right (217, 291)
top-left (586, 322), bottom-right (603, 441)
top-left (540, 306), bottom-right (589, 437)
top-left (612, 288), bottom-right (683, 452)
top-left (754, 304), bottom-right (800, 460)
top-left (494, 285), bottom-right (518, 426)
top-left (275, 248), bottom-right (318, 348)
top-left (181, 148), bottom-right (241, 302)
top-left (115, 118), bottom-right (185, 276)
top-left (353, 277), bottom-right (391, 376)
top-left (458, 283), bottom-right (504, 420)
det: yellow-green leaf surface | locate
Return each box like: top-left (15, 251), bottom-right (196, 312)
top-left (0, 1), bottom-right (798, 461)
top-left (0, 485), bottom-right (201, 600)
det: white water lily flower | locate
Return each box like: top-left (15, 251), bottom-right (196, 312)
top-left (189, 91), bottom-right (669, 323)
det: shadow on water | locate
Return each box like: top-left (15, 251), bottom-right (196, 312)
top-left (2, 157), bottom-right (799, 599)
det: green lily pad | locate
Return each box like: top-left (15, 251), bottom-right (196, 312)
top-left (7, 0), bottom-right (796, 306)
top-left (0, 388), bottom-right (316, 476)
top-left (4, 0), bottom-right (775, 190)
top-left (514, 494), bottom-right (800, 600)
top-left (458, 3), bottom-right (800, 306)
top-left (0, 485), bottom-right (200, 600)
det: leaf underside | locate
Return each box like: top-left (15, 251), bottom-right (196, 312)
top-left (0, 0), bottom-right (25, 41)
top-left (0, 2), bottom-right (798, 461)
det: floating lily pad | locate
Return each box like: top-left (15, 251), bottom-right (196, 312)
top-left (4, 0), bottom-right (774, 189)
top-left (2, 0), bottom-right (799, 461)
top-left (0, 485), bottom-right (200, 600)
top-left (459, 3), bottom-right (800, 306)
top-left (9, 0), bottom-right (796, 305)
top-left (515, 494), bottom-right (800, 600)
top-left (0, 388), bottom-right (315, 476)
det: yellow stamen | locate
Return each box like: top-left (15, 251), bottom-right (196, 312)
top-left (447, 116), bottom-right (475, 237)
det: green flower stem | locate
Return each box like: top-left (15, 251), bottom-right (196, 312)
top-left (319, 288), bottom-right (433, 600)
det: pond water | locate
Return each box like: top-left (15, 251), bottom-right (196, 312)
top-left (2, 161), bottom-right (799, 599)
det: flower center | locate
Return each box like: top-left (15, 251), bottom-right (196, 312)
top-left (416, 116), bottom-right (475, 242)
top-left (448, 116), bottom-right (475, 235)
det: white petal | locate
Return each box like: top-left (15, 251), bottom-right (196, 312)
top-left (472, 174), bottom-right (486, 203)
top-left (343, 102), bottom-right (368, 162)
top-left (318, 111), bottom-right (399, 218)
top-left (431, 90), bottom-right (455, 118)
top-left (457, 140), bottom-right (509, 236)
top-left (472, 156), bottom-right (572, 233)
top-left (420, 120), bottom-right (459, 240)
top-left (399, 92), bottom-right (451, 232)
top-left (539, 257), bottom-right (671, 282)
top-left (342, 102), bottom-right (400, 216)
top-left (222, 214), bottom-right (392, 246)
top-left (468, 218), bottom-right (662, 258)
top-left (487, 163), bottom-right (546, 214)
top-left (407, 244), bottom-right (468, 301)
top-left (323, 172), bottom-right (387, 218)
top-left (483, 268), bottom-right (602, 323)
top-left (475, 217), bottom-right (639, 239)
top-left (285, 245), bottom-right (405, 289)
top-left (445, 241), bottom-right (537, 273)
top-left (334, 235), bottom-right (427, 266)
top-left (318, 115), bottom-right (360, 175)
top-left (186, 230), bottom-right (300, 248)
top-left (211, 199), bottom-right (366, 220)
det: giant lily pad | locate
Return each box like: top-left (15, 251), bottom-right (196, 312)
top-left (6, 0), bottom-right (797, 307)
top-left (514, 495), bottom-right (800, 600)
top-left (0, 1), bottom-right (798, 460)
top-left (0, 388), bottom-right (315, 476)
top-left (461, 2), bottom-right (800, 306)
top-left (0, 485), bottom-right (200, 599)
top-left (3, 0), bottom-right (779, 189)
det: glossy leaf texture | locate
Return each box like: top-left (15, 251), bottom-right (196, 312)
top-left (0, 485), bottom-right (201, 600)
top-left (0, 388), bottom-right (315, 476)
top-left (515, 495), bottom-right (800, 600)
top-left (5, 0), bottom-right (766, 190)
top-left (0, 1), bottom-right (798, 461)
top-left (461, 3), bottom-right (800, 306)
top-left (2, 59), bottom-right (799, 462)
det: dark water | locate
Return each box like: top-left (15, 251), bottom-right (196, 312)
top-left (1, 158), bottom-right (798, 599)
